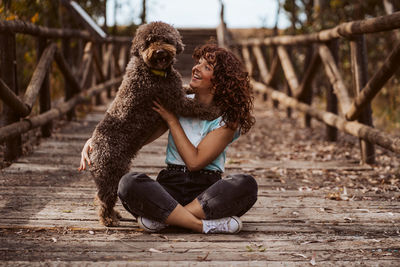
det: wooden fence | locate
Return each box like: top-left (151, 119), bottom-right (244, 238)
top-left (218, 11), bottom-right (400, 164)
top-left (0, 19), bottom-right (131, 161)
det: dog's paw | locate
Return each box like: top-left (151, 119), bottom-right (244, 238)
top-left (99, 206), bottom-right (121, 227)
top-left (183, 84), bottom-right (195, 94)
top-left (100, 214), bottom-right (120, 227)
top-left (114, 209), bottom-right (122, 220)
top-left (199, 105), bottom-right (222, 121)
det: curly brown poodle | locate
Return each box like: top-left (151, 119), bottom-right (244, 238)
top-left (89, 21), bottom-right (220, 226)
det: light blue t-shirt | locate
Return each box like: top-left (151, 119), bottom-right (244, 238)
top-left (165, 116), bottom-right (240, 172)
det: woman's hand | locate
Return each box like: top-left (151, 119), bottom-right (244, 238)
top-left (152, 100), bottom-right (179, 126)
top-left (78, 138), bottom-right (93, 171)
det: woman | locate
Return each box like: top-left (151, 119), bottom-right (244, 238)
top-left (79, 44), bottom-right (258, 234)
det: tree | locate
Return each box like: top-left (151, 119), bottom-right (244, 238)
top-left (140, 0), bottom-right (147, 24)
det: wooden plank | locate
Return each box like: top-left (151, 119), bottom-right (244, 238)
top-left (1, 86), bottom-right (400, 265)
top-left (0, 261), bottom-right (396, 267)
top-left (1, 236), bottom-right (399, 262)
top-left (1, 205), bottom-right (398, 224)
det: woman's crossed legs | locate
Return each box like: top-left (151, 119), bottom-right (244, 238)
top-left (117, 169), bottom-right (258, 233)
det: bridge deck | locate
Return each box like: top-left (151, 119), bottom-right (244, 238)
top-left (1, 97), bottom-right (399, 266)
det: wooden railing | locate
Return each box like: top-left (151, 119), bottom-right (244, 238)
top-left (0, 19), bottom-right (131, 161)
top-left (219, 12), bottom-right (400, 164)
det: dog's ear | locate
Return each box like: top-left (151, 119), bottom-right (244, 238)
top-left (130, 24), bottom-right (148, 57)
top-left (130, 35), bottom-right (142, 57)
top-left (176, 38), bottom-right (184, 55)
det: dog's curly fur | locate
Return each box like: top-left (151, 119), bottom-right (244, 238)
top-left (89, 22), bottom-right (220, 226)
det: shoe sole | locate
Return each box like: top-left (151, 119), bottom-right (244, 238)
top-left (137, 217), bottom-right (164, 232)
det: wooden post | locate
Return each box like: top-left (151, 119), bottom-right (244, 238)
top-left (345, 41), bottom-right (400, 121)
top-left (241, 45), bottom-right (253, 78)
top-left (284, 46), bottom-right (294, 118)
top-left (38, 37), bottom-right (52, 137)
top-left (277, 45), bottom-right (299, 95)
top-left (270, 46), bottom-right (280, 109)
top-left (62, 37), bottom-right (74, 120)
top-left (0, 33), bottom-right (22, 161)
top-left (350, 35), bottom-right (375, 164)
top-left (301, 45), bottom-right (315, 128)
top-left (103, 43), bottom-right (112, 98)
top-left (319, 43), bottom-right (352, 114)
top-left (284, 80), bottom-right (292, 118)
top-left (252, 45), bottom-right (269, 84)
top-left (94, 43), bottom-right (103, 105)
top-left (325, 40), bottom-right (338, 141)
top-left (110, 43), bottom-right (117, 94)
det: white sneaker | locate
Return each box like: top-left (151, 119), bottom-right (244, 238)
top-left (202, 216), bottom-right (243, 234)
top-left (137, 216), bottom-right (168, 232)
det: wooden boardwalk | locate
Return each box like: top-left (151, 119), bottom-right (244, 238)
top-left (1, 99), bottom-right (399, 266)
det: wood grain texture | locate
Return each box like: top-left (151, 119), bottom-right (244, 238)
top-left (1, 98), bottom-right (399, 266)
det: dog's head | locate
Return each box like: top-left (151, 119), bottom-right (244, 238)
top-left (131, 22), bottom-right (184, 70)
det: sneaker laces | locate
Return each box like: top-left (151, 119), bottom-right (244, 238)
top-left (202, 216), bottom-right (242, 234)
top-left (205, 219), bottom-right (229, 233)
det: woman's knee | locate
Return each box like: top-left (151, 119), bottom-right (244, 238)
top-left (227, 173), bottom-right (258, 197)
top-left (117, 172), bottom-right (151, 200)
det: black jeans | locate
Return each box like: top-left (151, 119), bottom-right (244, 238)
top-left (117, 168), bottom-right (258, 222)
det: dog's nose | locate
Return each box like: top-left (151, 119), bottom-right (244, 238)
top-left (155, 49), bottom-right (167, 57)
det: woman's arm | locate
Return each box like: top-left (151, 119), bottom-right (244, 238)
top-left (153, 101), bottom-right (235, 171)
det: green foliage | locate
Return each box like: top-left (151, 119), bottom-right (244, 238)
top-left (1, 0), bottom-right (59, 26)
top-left (0, 0), bottom-right (111, 112)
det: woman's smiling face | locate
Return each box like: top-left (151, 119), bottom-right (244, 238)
top-left (190, 57), bottom-right (214, 94)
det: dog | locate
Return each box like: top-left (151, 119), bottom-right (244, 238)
top-left (88, 22), bottom-right (220, 226)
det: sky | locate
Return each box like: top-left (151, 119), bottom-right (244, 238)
top-left (106, 0), bottom-right (291, 29)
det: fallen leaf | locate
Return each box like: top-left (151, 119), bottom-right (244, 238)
top-left (344, 217), bottom-right (353, 222)
top-left (292, 253), bottom-right (307, 259)
top-left (151, 233), bottom-right (168, 240)
top-left (310, 252), bottom-right (316, 265)
top-left (149, 248), bottom-right (163, 253)
top-left (197, 252), bottom-right (210, 261)
top-left (246, 245), bottom-right (254, 252)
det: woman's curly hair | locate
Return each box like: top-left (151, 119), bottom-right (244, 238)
top-left (193, 44), bottom-right (255, 134)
